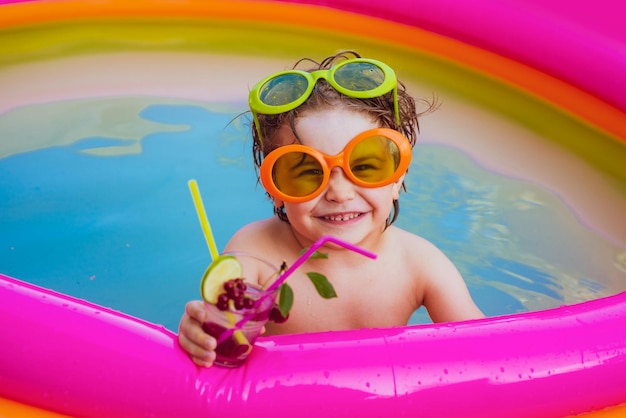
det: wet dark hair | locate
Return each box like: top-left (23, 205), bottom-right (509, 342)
top-left (250, 50), bottom-right (437, 225)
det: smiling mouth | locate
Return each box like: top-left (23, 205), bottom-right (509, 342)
top-left (321, 212), bottom-right (363, 222)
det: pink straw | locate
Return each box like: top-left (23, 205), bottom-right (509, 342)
top-left (215, 235), bottom-right (377, 345)
top-left (265, 235), bottom-right (377, 294)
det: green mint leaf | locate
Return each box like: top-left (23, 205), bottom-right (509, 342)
top-left (299, 248), bottom-right (328, 260)
top-left (310, 251), bottom-right (329, 260)
top-left (278, 283), bottom-right (294, 318)
top-left (306, 272), bottom-right (337, 299)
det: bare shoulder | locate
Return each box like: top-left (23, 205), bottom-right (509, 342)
top-left (227, 218), bottom-right (276, 243)
top-left (384, 226), bottom-right (448, 263)
top-left (376, 227), bottom-right (449, 293)
top-left (384, 226), bottom-right (484, 322)
top-left (388, 227), bottom-right (460, 283)
top-left (224, 218), bottom-right (298, 262)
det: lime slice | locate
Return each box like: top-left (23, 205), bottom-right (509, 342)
top-left (200, 255), bottom-right (243, 304)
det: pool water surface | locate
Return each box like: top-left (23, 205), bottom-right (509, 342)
top-left (1, 97), bottom-right (624, 331)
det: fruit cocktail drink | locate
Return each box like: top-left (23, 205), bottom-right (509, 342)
top-left (200, 252), bottom-right (286, 367)
top-left (199, 236), bottom-right (376, 367)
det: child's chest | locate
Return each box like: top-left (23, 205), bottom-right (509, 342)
top-left (268, 265), bottom-right (419, 334)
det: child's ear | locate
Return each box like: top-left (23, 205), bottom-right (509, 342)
top-left (392, 174), bottom-right (406, 200)
top-left (273, 198), bottom-right (285, 209)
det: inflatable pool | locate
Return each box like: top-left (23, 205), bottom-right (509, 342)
top-left (1, 0), bottom-right (625, 417)
top-left (1, 272), bottom-right (626, 417)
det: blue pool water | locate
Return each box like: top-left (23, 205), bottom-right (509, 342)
top-left (1, 98), bottom-right (623, 331)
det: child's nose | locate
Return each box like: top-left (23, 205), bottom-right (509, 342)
top-left (324, 167), bottom-right (356, 202)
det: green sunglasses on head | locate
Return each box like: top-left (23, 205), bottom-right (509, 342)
top-left (248, 58), bottom-right (400, 139)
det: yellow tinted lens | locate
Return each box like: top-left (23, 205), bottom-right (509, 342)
top-left (272, 151), bottom-right (324, 197)
top-left (349, 136), bottom-right (399, 183)
top-left (259, 73), bottom-right (309, 106)
top-left (333, 62), bottom-right (385, 92)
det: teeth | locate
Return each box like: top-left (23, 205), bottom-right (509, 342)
top-left (323, 213), bottom-right (360, 221)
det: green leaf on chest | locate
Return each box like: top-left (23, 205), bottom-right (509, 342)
top-left (278, 283), bottom-right (294, 318)
top-left (306, 272), bottom-right (337, 299)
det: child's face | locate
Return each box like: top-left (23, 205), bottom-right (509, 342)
top-left (272, 107), bottom-right (404, 245)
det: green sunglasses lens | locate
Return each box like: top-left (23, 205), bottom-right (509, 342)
top-left (349, 135), bottom-right (400, 183)
top-left (333, 62), bottom-right (386, 92)
top-left (272, 151), bottom-right (324, 197)
top-left (259, 73), bottom-right (309, 106)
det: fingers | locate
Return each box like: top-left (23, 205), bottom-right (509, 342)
top-left (185, 300), bottom-right (209, 323)
top-left (178, 300), bottom-right (216, 368)
top-left (178, 330), bottom-right (216, 367)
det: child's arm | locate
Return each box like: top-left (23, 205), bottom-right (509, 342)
top-left (419, 243), bottom-right (485, 323)
top-left (178, 300), bottom-right (217, 367)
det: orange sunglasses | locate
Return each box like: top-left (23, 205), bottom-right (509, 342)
top-left (260, 128), bottom-right (412, 203)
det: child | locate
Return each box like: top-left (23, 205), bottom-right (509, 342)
top-left (178, 50), bottom-right (484, 367)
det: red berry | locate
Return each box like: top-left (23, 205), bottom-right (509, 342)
top-left (243, 297), bottom-right (255, 309)
top-left (215, 294), bottom-right (230, 310)
top-left (223, 280), bottom-right (235, 293)
top-left (234, 296), bottom-right (245, 310)
top-left (202, 321), bottom-right (226, 338)
top-left (269, 305), bottom-right (289, 323)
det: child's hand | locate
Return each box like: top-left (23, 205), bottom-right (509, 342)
top-left (178, 300), bottom-right (217, 367)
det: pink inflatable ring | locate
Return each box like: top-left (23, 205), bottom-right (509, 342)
top-left (1, 0), bottom-right (625, 417)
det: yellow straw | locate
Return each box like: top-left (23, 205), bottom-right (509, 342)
top-left (188, 179), bottom-right (219, 261)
